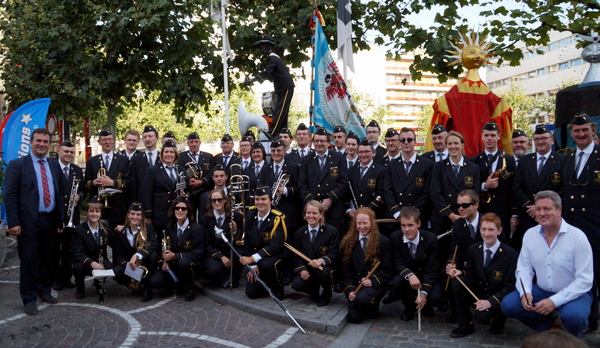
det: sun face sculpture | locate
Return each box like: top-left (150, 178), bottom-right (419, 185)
top-left (447, 32), bottom-right (496, 76)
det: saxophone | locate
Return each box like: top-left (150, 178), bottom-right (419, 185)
top-left (129, 225), bottom-right (149, 292)
top-left (482, 156), bottom-right (513, 203)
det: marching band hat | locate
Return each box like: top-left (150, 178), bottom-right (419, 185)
top-left (187, 132), bottom-right (200, 140)
top-left (569, 112), bottom-right (593, 126)
top-left (174, 196), bottom-right (190, 204)
top-left (88, 196), bottom-right (101, 205)
top-left (60, 141), bottom-right (75, 148)
top-left (314, 127), bottom-right (329, 136)
top-left (241, 136), bottom-right (252, 143)
top-left (359, 138), bottom-right (372, 147)
top-left (534, 124), bottom-right (551, 135)
top-left (98, 129), bottom-right (112, 137)
top-left (221, 134), bottom-right (233, 142)
top-left (128, 202), bottom-right (143, 212)
top-left (251, 141), bottom-right (264, 149)
top-left (163, 141), bottom-right (176, 148)
top-left (431, 124), bottom-right (447, 135)
top-left (252, 34), bottom-right (276, 48)
top-left (271, 139), bottom-right (285, 148)
top-left (143, 125), bottom-right (157, 134)
top-left (254, 186), bottom-right (272, 197)
top-left (367, 120), bottom-right (380, 129)
top-left (279, 127), bottom-right (291, 135)
top-left (347, 131), bottom-right (360, 142)
top-left (296, 123), bottom-right (309, 131)
top-left (482, 121), bottom-right (499, 131)
top-left (333, 125), bottom-right (347, 134)
top-left (163, 131), bottom-right (177, 140)
top-left (385, 128), bottom-right (399, 138)
top-left (512, 129), bottom-right (527, 139)
top-left (244, 129), bottom-right (255, 138)
top-left (213, 164), bottom-right (226, 172)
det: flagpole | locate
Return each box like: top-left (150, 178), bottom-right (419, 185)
top-left (221, 0), bottom-right (230, 134)
top-left (309, 11), bottom-right (317, 129)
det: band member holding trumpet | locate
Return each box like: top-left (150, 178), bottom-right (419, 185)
top-left (53, 141), bottom-right (85, 291)
top-left (150, 197), bottom-right (206, 301)
top-left (447, 213), bottom-right (518, 338)
top-left (261, 139), bottom-right (301, 233)
top-left (199, 188), bottom-right (243, 287)
top-left (113, 202), bottom-right (159, 302)
top-left (341, 207), bottom-right (393, 323)
top-left (141, 141), bottom-right (187, 241)
top-left (179, 132), bottom-right (215, 211)
top-left (291, 200), bottom-right (338, 306)
top-left (70, 197), bottom-right (114, 299)
top-left (240, 186), bottom-right (288, 300)
top-left (84, 129), bottom-right (131, 231)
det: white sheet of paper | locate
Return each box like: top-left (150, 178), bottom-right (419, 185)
top-left (92, 269), bottom-right (115, 278)
top-left (124, 265), bottom-right (144, 282)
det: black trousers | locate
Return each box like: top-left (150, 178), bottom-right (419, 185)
top-left (113, 252), bottom-right (159, 289)
top-left (71, 260), bottom-right (114, 290)
top-left (150, 258), bottom-right (201, 291)
top-left (244, 257), bottom-right (284, 299)
top-left (390, 274), bottom-right (443, 312)
top-left (204, 246), bottom-right (244, 284)
top-left (291, 266), bottom-right (333, 301)
top-left (347, 286), bottom-right (388, 324)
top-left (451, 276), bottom-right (505, 327)
top-left (268, 88), bottom-right (294, 137)
top-left (17, 212), bottom-right (58, 304)
top-left (53, 226), bottom-right (73, 285)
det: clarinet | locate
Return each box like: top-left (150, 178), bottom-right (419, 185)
top-left (97, 235), bottom-right (106, 303)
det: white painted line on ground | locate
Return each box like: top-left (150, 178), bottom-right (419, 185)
top-left (0, 280), bottom-right (19, 283)
top-left (2, 265), bottom-right (20, 270)
top-left (0, 304), bottom-right (48, 325)
top-left (127, 296), bottom-right (176, 314)
top-left (140, 331), bottom-right (252, 348)
top-left (264, 327), bottom-right (299, 348)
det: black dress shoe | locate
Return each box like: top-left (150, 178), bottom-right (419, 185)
top-left (317, 299), bottom-right (329, 307)
top-left (39, 294), bottom-right (58, 304)
top-left (232, 280), bottom-right (240, 288)
top-left (185, 290), bottom-right (196, 301)
top-left (76, 288), bottom-right (85, 299)
top-left (274, 291), bottom-right (285, 301)
top-left (400, 310), bottom-right (415, 321)
top-left (24, 301), bottom-right (38, 316)
top-left (141, 289), bottom-right (153, 302)
top-left (53, 282), bottom-right (64, 291)
top-left (63, 281), bottom-right (76, 289)
top-left (422, 306), bottom-right (435, 318)
top-left (450, 324), bottom-right (475, 338)
top-left (445, 313), bottom-right (458, 324)
top-left (333, 284), bottom-right (343, 293)
top-left (382, 290), bottom-right (401, 304)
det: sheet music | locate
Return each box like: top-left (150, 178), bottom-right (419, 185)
top-left (124, 266), bottom-right (144, 282)
top-left (92, 269), bottom-right (115, 278)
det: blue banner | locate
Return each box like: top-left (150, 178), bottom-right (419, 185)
top-left (312, 18), bottom-right (366, 139)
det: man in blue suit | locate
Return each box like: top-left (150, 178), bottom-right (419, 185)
top-left (5, 128), bottom-right (65, 315)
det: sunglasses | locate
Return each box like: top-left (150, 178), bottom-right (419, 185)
top-left (174, 206), bottom-right (188, 211)
top-left (211, 198), bottom-right (225, 203)
top-left (399, 138), bottom-right (415, 143)
top-left (456, 202), bottom-right (475, 209)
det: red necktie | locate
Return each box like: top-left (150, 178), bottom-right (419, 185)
top-left (39, 159), bottom-right (51, 207)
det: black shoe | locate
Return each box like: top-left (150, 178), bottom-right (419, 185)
top-left (142, 289), bottom-right (153, 302)
top-left (309, 293), bottom-right (319, 301)
top-left (438, 299), bottom-right (449, 312)
top-left (333, 284), bottom-right (343, 293)
top-left (24, 301), bottom-right (38, 316)
top-left (53, 282), bottom-right (64, 291)
top-left (382, 290), bottom-right (401, 304)
top-left (76, 287), bottom-right (85, 299)
top-left (450, 324), bottom-right (475, 338)
top-left (232, 279), bottom-right (240, 288)
top-left (422, 306), bottom-right (435, 318)
top-left (317, 299), bottom-right (330, 307)
top-left (445, 313), bottom-right (458, 324)
top-left (38, 294), bottom-right (58, 304)
top-left (63, 281), bottom-right (76, 289)
top-left (400, 310), bottom-right (415, 321)
top-left (185, 290), bottom-right (196, 301)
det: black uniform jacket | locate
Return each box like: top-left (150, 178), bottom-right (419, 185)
top-left (71, 221), bottom-right (112, 268)
top-left (113, 224), bottom-right (159, 267)
top-left (448, 217), bottom-right (483, 267)
top-left (199, 211), bottom-right (243, 259)
top-left (178, 150), bottom-right (215, 195)
top-left (384, 155), bottom-right (433, 217)
top-left (164, 220), bottom-right (205, 264)
top-left (299, 151), bottom-right (348, 211)
top-left (243, 207), bottom-right (288, 260)
top-left (141, 163), bottom-right (187, 228)
top-left (345, 161), bottom-right (386, 217)
top-left (342, 234), bottom-right (393, 296)
top-left (131, 151), bottom-right (161, 202)
top-left (62, 162), bottom-right (85, 226)
top-left (390, 229), bottom-right (439, 295)
top-left (461, 241), bottom-right (518, 310)
top-left (259, 160), bottom-right (301, 228)
top-left (292, 223), bottom-right (339, 273)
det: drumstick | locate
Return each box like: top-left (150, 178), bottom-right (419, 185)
top-left (520, 278), bottom-right (531, 307)
top-left (456, 276), bottom-right (480, 301)
top-left (445, 245), bottom-right (458, 291)
top-left (418, 288), bottom-right (422, 332)
top-left (284, 242), bottom-right (323, 271)
top-left (354, 261), bottom-right (381, 295)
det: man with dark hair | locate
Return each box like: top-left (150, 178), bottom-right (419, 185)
top-left (214, 134), bottom-right (240, 177)
top-left (278, 127), bottom-right (294, 156)
top-left (366, 120), bottom-right (386, 162)
top-left (377, 128), bottom-right (401, 167)
top-left (288, 123), bottom-right (312, 163)
top-left (179, 132), bottom-right (215, 211)
top-left (131, 125), bottom-right (160, 202)
top-left (5, 128), bottom-right (65, 315)
top-left (332, 126), bottom-right (347, 154)
top-left (422, 124), bottom-right (448, 163)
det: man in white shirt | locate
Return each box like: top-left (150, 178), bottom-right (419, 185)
top-left (501, 190), bottom-right (593, 337)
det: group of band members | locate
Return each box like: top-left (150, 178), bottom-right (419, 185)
top-left (9, 112), bottom-right (596, 339)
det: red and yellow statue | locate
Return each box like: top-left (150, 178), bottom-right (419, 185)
top-left (426, 32), bottom-right (513, 158)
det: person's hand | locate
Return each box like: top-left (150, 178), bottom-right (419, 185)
top-left (115, 225), bottom-right (125, 232)
top-left (409, 274), bottom-right (421, 290)
top-left (221, 256), bottom-right (231, 269)
top-left (94, 175), bottom-right (114, 187)
top-left (415, 292), bottom-right (427, 310)
top-left (276, 184), bottom-right (284, 197)
top-left (449, 213), bottom-right (460, 222)
top-left (240, 256), bottom-right (255, 266)
top-left (526, 205), bottom-right (536, 219)
top-left (91, 261), bottom-right (105, 270)
top-left (533, 298), bottom-right (556, 315)
top-left (510, 217), bottom-right (519, 234)
top-left (8, 226), bottom-right (21, 236)
top-left (246, 268), bottom-right (258, 282)
top-left (360, 277), bottom-right (373, 288)
top-left (349, 291), bottom-right (356, 301)
top-left (163, 250), bottom-right (175, 262)
top-left (445, 262), bottom-right (456, 275)
top-left (189, 178), bottom-right (202, 188)
top-left (75, 193), bottom-right (81, 204)
top-left (449, 268), bottom-right (462, 278)
top-left (347, 210), bottom-right (357, 218)
top-left (162, 262), bottom-right (170, 271)
top-left (308, 258), bottom-right (324, 269)
top-left (128, 254), bottom-right (139, 270)
top-left (521, 293), bottom-right (534, 312)
top-left (300, 270), bottom-right (310, 280)
top-left (475, 299), bottom-right (492, 311)
top-left (229, 221), bottom-right (237, 233)
top-left (243, 78), bottom-right (256, 86)
top-left (484, 176), bottom-right (499, 190)
top-left (321, 198), bottom-right (332, 211)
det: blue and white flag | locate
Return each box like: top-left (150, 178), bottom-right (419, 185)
top-left (312, 19), bottom-right (365, 138)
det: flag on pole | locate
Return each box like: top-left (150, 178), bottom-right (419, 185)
top-left (337, 0), bottom-right (354, 73)
top-left (313, 18), bottom-right (365, 138)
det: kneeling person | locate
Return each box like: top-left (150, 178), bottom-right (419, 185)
top-left (447, 213), bottom-right (518, 338)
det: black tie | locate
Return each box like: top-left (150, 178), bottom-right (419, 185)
top-left (177, 227), bottom-right (184, 239)
top-left (310, 229), bottom-right (317, 245)
top-left (148, 152), bottom-right (153, 166)
top-left (217, 217), bottom-right (223, 228)
top-left (409, 242), bottom-right (416, 258)
top-left (484, 249), bottom-right (492, 267)
top-left (360, 237), bottom-right (367, 250)
top-left (575, 152), bottom-right (585, 178)
top-left (437, 153), bottom-right (444, 162)
top-left (360, 166), bottom-right (367, 179)
top-left (537, 156), bottom-right (546, 176)
top-left (94, 231), bottom-right (99, 245)
top-left (275, 164), bottom-right (280, 177)
top-left (469, 223), bottom-right (476, 240)
top-left (404, 160), bottom-right (412, 174)
top-left (63, 166), bottom-right (69, 180)
top-left (223, 156), bottom-right (229, 168)
top-left (257, 219), bottom-right (262, 229)
top-left (453, 164), bottom-right (460, 178)
top-left (300, 149), bottom-right (305, 157)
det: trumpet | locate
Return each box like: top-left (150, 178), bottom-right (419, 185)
top-left (98, 157), bottom-right (109, 208)
top-left (185, 162), bottom-right (202, 180)
top-left (228, 164), bottom-right (249, 245)
top-left (482, 156), bottom-right (513, 203)
top-left (271, 171), bottom-right (289, 206)
top-left (175, 170), bottom-right (188, 197)
top-left (66, 175), bottom-right (80, 228)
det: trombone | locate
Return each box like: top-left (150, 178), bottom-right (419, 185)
top-left (228, 163), bottom-right (249, 246)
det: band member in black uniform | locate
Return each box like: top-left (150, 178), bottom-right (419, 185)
top-left (131, 125), bottom-right (160, 202)
top-left (384, 127), bottom-right (433, 227)
top-left (199, 188), bottom-right (244, 288)
top-left (430, 131), bottom-right (481, 257)
top-left (560, 113), bottom-right (600, 331)
top-left (470, 121), bottom-right (517, 243)
top-left (214, 134), bottom-right (240, 177)
top-left (333, 126), bottom-right (347, 154)
top-left (511, 129), bottom-right (531, 166)
top-left (161, 131), bottom-right (177, 146)
top-left (422, 124), bottom-right (449, 163)
top-left (244, 129), bottom-right (256, 144)
top-left (447, 213), bottom-right (518, 337)
top-left (377, 128), bottom-right (401, 167)
top-left (291, 200), bottom-right (338, 306)
top-left (384, 207), bottom-right (441, 321)
top-left (245, 141), bottom-right (267, 202)
top-left (120, 130), bottom-right (142, 161)
top-left (341, 207), bottom-right (393, 323)
top-left (198, 165), bottom-right (229, 218)
top-left (84, 129), bottom-right (131, 230)
top-left (150, 197), bottom-right (205, 301)
top-left (279, 127), bottom-right (294, 156)
top-left (244, 34), bottom-right (295, 138)
top-left (179, 132), bottom-right (215, 211)
top-left (299, 127), bottom-right (348, 234)
top-left (513, 124), bottom-right (563, 250)
top-left (141, 141), bottom-right (187, 241)
top-left (113, 202), bottom-right (159, 302)
top-left (54, 141), bottom-right (85, 291)
top-left (239, 186), bottom-right (288, 300)
top-left (261, 139), bottom-right (301, 233)
top-left (237, 136), bottom-right (253, 175)
top-left (288, 123), bottom-right (313, 163)
top-left (345, 139), bottom-right (386, 222)
top-left (70, 198), bottom-right (113, 299)
top-left (366, 120), bottom-right (387, 162)
top-left (344, 131), bottom-right (360, 170)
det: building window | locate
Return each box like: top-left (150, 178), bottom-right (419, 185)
top-left (559, 62), bottom-right (570, 70)
top-left (549, 64), bottom-right (558, 73)
top-left (572, 58), bottom-right (582, 67)
top-left (559, 38), bottom-right (570, 48)
top-left (549, 42), bottom-right (558, 51)
top-left (528, 71), bottom-right (537, 79)
top-left (537, 68), bottom-right (546, 76)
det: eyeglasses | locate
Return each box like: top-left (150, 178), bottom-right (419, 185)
top-left (174, 206), bottom-right (188, 211)
top-left (399, 138), bottom-right (415, 143)
top-left (385, 139), bottom-right (399, 143)
top-left (211, 198), bottom-right (225, 203)
top-left (456, 202), bottom-right (475, 209)
top-left (313, 139), bottom-right (328, 143)
top-left (533, 136), bottom-right (551, 142)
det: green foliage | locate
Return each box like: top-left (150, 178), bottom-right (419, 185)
top-left (416, 104), bottom-right (434, 140)
top-left (350, 87), bottom-right (390, 142)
